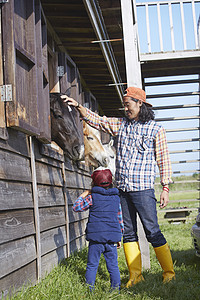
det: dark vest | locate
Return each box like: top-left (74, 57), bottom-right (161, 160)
top-left (86, 186), bottom-right (122, 243)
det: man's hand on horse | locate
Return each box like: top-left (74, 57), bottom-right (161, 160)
top-left (61, 95), bottom-right (79, 107)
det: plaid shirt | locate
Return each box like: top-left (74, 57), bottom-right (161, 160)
top-left (73, 195), bottom-right (124, 233)
top-left (83, 108), bottom-right (173, 191)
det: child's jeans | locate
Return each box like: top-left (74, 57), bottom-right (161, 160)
top-left (85, 241), bottom-right (121, 289)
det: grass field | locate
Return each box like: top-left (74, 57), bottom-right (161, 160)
top-left (3, 175), bottom-right (200, 300)
top-left (5, 223), bottom-right (200, 300)
top-left (155, 174), bottom-right (199, 224)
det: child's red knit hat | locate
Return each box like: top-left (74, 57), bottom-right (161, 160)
top-left (91, 167), bottom-right (112, 187)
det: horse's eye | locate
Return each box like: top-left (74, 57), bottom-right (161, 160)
top-left (110, 156), bottom-right (114, 159)
top-left (87, 136), bottom-right (94, 140)
top-left (57, 115), bottom-right (63, 119)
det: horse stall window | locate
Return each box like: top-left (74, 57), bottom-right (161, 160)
top-left (59, 53), bottom-right (84, 148)
top-left (77, 70), bottom-right (82, 98)
top-left (1, 0), bottom-right (50, 141)
top-left (58, 53), bottom-right (84, 145)
top-left (48, 48), bottom-right (60, 93)
top-left (90, 93), bottom-right (97, 112)
top-left (83, 91), bottom-right (97, 113)
top-left (66, 58), bottom-right (78, 100)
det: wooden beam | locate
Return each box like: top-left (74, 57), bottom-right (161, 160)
top-left (171, 159), bottom-right (200, 164)
top-left (61, 162), bottom-right (70, 258)
top-left (145, 78), bottom-right (200, 86)
top-left (29, 136), bottom-right (41, 281)
top-left (166, 127), bottom-right (200, 132)
top-left (155, 116), bottom-right (200, 122)
top-left (153, 104), bottom-right (200, 110)
top-left (168, 137), bottom-right (200, 143)
top-left (121, 0), bottom-right (142, 87)
top-left (170, 149), bottom-right (199, 154)
top-left (0, 8), bottom-right (8, 140)
top-left (147, 91), bottom-right (200, 98)
top-left (54, 27), bottom-right (94, 33)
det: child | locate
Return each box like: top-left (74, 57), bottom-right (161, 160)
top-left (73, 167), bottom-right (124, 290)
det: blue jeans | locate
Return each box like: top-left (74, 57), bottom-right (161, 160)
top-left (120, 189), bottom-right (166, 247)
top-left (85, 241), bottom-right (121, 289)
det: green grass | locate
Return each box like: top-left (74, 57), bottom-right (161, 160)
top-left (3, 175), bottom-right (200, 300)
top-left (4, 222), bottom-right (200, 300)
top-left (155, 174), bottom-right (199, 223)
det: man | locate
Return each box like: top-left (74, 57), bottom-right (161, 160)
top-left (62, 86), bottom-right (175, 286)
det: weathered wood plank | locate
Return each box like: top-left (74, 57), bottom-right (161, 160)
top-left (38, 185), bottom-right (64, 207)
top-left (39, 207), bottom-right (66, 232)
top-left (0, 261), bottom-right (37, 300)
top-left (35, 161), bottom-right (91, 188)
top-left (70, 235), bottom-right (87, 254)
top-left (0, 149), bottom-right (31, 182)
top-left (65, 170), bottom-right (91, 189)
top-left (61, 162), bottom-right (70, 257)
top-left (2, 0), bottom-right (41, 135)
top-left (48, 51), bottom-right (60, 93)
top-left (0, 209), bottom-right (35, 245)
top-left (0, 236), bottom-right (36, 278)
top-left (41, 247), bottom-right (67, 277)
top-left (29, 136), bottom-right (41, 280)
top-left (0, 129), bottom-right (29, 157)
top-left (35, 1), bottom-right (51, 143)
top-left (40, 225), bottom-right (67, 256)
top-left (68, 204), bottom-right (89, 223)
top-left (65, 188), bottom-right (82, 206)
top-left (0, 181), bottom-right (33, 210)
top-left (38, 143), bottom-right (64, 163)
top-left (69, 219), bottom-right (87, 242)
top-left (35, 161), bottom-right (63, 186)
top-left (64, 156), bottom-right (91, 176)
top-left (35, 146), bottom-right (90, 176)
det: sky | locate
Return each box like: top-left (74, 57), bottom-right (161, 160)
top-left (135, 0), bottom-right (200, 177)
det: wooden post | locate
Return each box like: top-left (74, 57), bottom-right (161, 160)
top-left (0, 7), bottom-right (8, 140)
top-left (29, 136), bottom-right (41, 281)
top-left (120, 0), bottom-right (142, 87)
top-left (61, 161), bottom-right (70, 258)
top-left (120, 0), bottom-right (150, 269)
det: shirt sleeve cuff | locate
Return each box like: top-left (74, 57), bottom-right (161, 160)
top-left (81, 107), bottom-right (91, 121)
top-left (160, 178), bottom-right (174, 186)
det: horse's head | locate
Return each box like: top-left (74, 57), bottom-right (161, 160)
top-left (83, 121), bottom-right (109, 168)
top-left (103, 139), bottom-right (116, 176)
top-left (50, 93), bottom-right (84, 161)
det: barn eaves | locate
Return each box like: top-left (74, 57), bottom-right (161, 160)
top-left (83, 0), bottom-right (124, 104)
top-left (41, 0), bottom-right (126, 117)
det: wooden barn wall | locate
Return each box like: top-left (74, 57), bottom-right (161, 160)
top-left (0, 128), bottom-right (91, 299)
top-left (0, 1), bottom-right (94, 298)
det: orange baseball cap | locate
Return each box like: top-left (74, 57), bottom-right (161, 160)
top-left (123, 87), bottom-right (152, 107)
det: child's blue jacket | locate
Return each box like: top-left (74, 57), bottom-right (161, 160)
top-left (86, 186), bottom-right (122, 243)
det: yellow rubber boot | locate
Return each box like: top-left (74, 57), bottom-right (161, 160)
top-left (123, 242), bottom-right (144, 287)
top-left (154, 243), bottom-right (175, 283)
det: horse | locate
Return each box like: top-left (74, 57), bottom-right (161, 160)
top-left (83, 121), bottom-right (109, 168)
top-left (102, 139), bottom-right (116, 176)
top-left (50, 93), bottom-right (84, 161)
